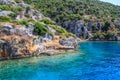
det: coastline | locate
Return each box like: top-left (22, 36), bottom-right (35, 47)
top-left (0, 48), bottom-right (78, 61)
top-left (79, 38), bottom-right (120, 42)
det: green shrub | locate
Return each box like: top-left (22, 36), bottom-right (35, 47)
top-left (10, 6), bottom-right (24, 13)
top-left (93, 32), bottom-right (106, 39)
top-left (79, 11), bottom-right (84, 16)
top-left (14, 0), bottom-right (22, 3)
top-left (0, 5), bottom-right (11, 10)
top-left (48, 31), bottom-right (54, 38)
top-left (40, 19), bottom-right (55, 25)
top-left (26, 6), bottom-right (30, 13)
top-left (34, 22), bottom-right (48, 36)
top-left (102, 21), bottom-right (111, 32)
top-left (9, 13), bottom-right (17, 19)
top-left (60, 33), bottom-right (76, 38)
top-left (67, 14), bottom-right (82, 20)
top-left (15, 20), bottom-right (29, 26)
top-left (49, 24), bottom-right (76, 37)
top-left (92, 25), bottom-right (98, 32)
top-left (27, 18), bottom-right (35, 23)
top-left (57, 28), bottom-right (67, 33)
top-left (106, 30), bottom-right (115, 38)
top-left (16, 6), bottom-right (24, 11)
top-left (0, 16), bottom-right (12, 22)
top-left (49, 25), bottom-right (67, 33)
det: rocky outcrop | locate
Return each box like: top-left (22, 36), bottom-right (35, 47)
top-left (0, 0), bottom-right (78, 60)
top-left (0, 9), bottom-right (14, 16)
top-left (0, 0), bottom-right (43, 21)
top-left (17, 3), bottom-right (30, 8)
top-left (59, 37), bottom-right (77, 49)
top-left (0, 0), bottom-right (16, 6)
top-left (62, 20), bottom-right (119, 41)
top-left (61, 19), bottom-right (120, 41)
top-left (29, 9), bottom-right (43, 21)
top-left (62, 20), bottom-right (93, 39)
top-left (16, 5), bottom-right (43, 21)
top-left (0, 22), bottom-right (78, 60)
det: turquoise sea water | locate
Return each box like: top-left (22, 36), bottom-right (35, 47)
top-left (0, 42), bottom-right (120, 80)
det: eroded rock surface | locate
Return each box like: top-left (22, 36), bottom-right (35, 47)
top-left (0, 23), bottom-right (78, 60)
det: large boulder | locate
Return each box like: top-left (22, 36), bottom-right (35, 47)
top-left (43, 33), bottom-right (53, 41)
top-left (59, 37), bottom-right (77, 49)
top-left (1, 24), bottom-right (13, 34)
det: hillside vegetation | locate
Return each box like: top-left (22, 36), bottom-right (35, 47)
top-left (24, 0), bottom-right (120, 23)
top-left (0, 0), bottom-right (75, 38)
top-left (23, 0), bottom-right (120, 40)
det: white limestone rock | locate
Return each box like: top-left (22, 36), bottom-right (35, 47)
top-left (0, 0), bottom-right (16, 6)
top-left (59, 37), bottom-right (77, 48)
top-left (0, 10), bottom-right (14, 16)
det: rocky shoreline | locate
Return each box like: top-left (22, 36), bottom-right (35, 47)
top-left (0, 23), bottom-right (78, 61)
top-left (0, 0), bottom-right (79, 61)
top-left (0, 48), bottom-right (78, 61)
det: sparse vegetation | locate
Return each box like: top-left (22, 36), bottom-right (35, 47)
top-left (15, 20), bottom-right (29, 26)
top-left (0, 16), bottom-right (12, 22)
top-left (40, 19), bottom-right (55, 25)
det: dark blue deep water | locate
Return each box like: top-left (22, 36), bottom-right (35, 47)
top-left (0, 42), bottom-right (120, 80)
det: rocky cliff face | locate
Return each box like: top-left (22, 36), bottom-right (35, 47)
top-left (0, 23), bottom-right (77, 60)
top-left (62, 19), bottom-right (120, 41)
top-left (0, 0), bottom-right (78, 60)
top-left (62, 20), bottom-right (95, 39)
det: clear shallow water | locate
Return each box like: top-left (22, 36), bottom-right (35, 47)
top-left (0, 42), bottom-right (120, 80)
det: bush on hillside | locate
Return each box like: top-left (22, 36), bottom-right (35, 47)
top-left (0, 16), bottom-right (12, 22)
top-left (40, 19), bottom-right (55, 25)
top-left (49, 25), bottom-right (67, 33)
top-left (34, 22), bottom-right (48, 36)
top-left (15, 20), bottom-right (29, 26)
top-left (0, 5), bottom-right (11, 10)
top-left (60, 33), bottom-right (76, 38)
